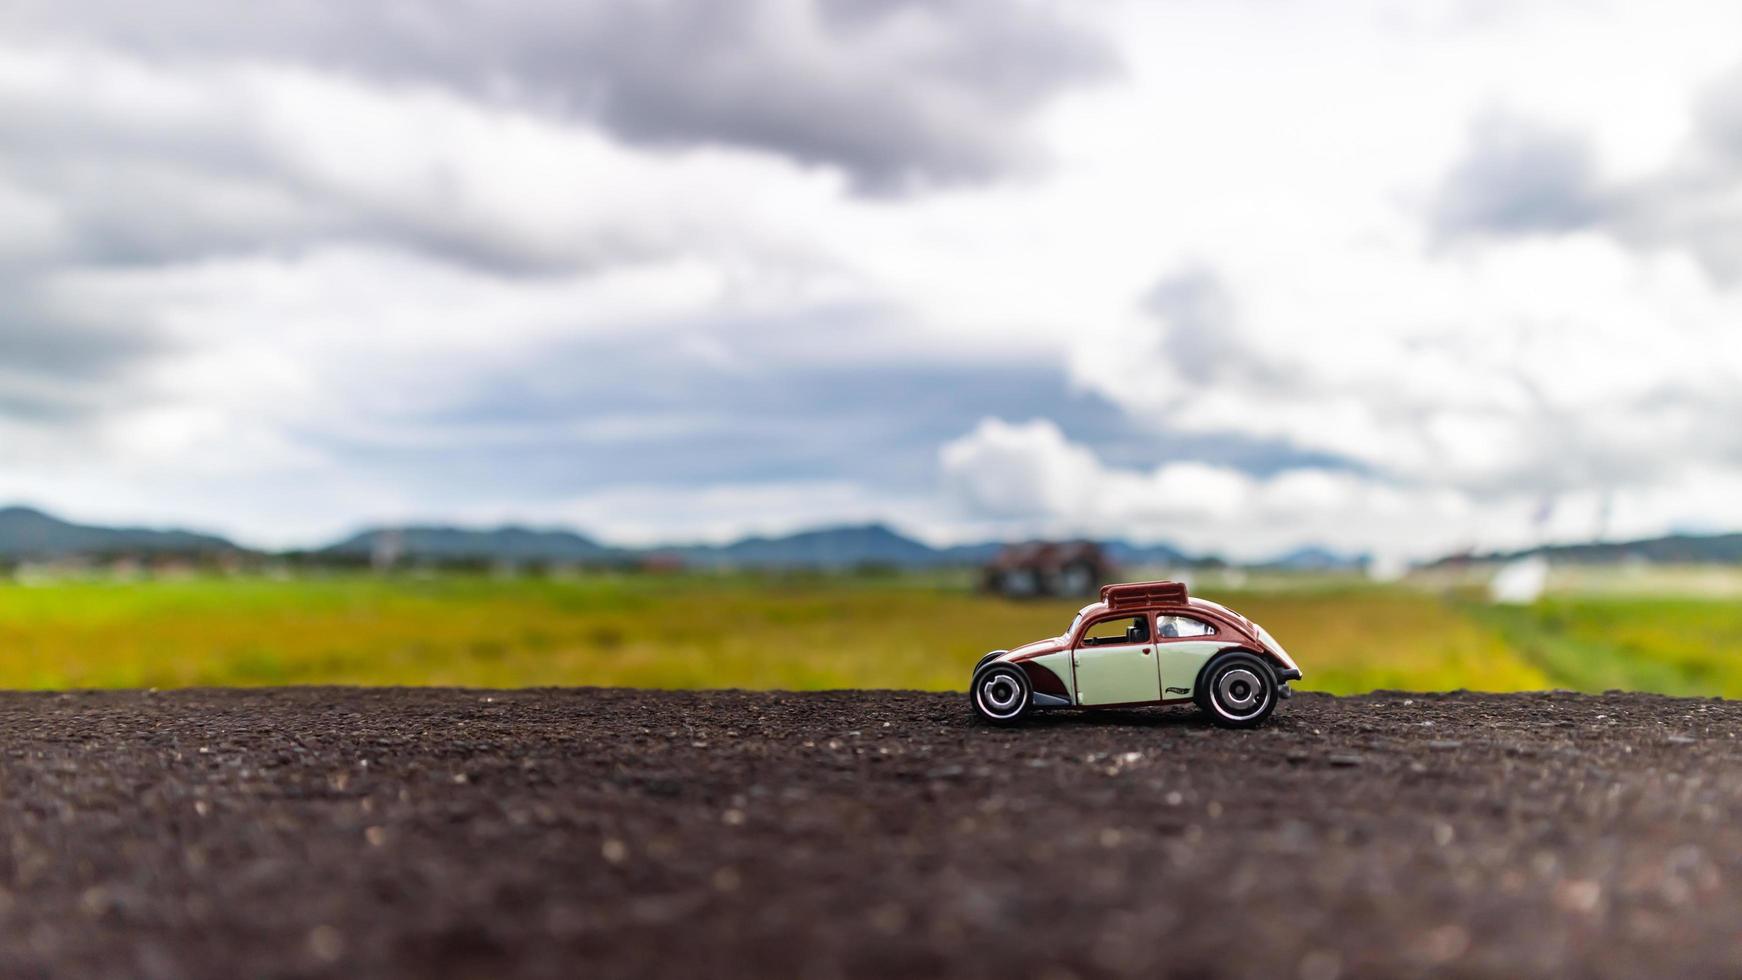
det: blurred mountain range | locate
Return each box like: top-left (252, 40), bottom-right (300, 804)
top-left (23, 503), bottom-right (1737, 570)
top-left (319, 522), bottom-right (1217, 569)
top-left (0, 506), bottom-right (236, 559)
top-left (0, 505), bottom-right (1251, 569)
top-left (1435, 534), bottom-right (1742, 567)
top-left (323, 526), bottom-right (614, 564)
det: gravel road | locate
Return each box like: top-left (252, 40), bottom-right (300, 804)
top-left (1, 687), bottom-right (1739, 978)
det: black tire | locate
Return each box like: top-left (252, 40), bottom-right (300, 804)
top-left (970, 663), bottom-right (1033, 725)
top-left (1196, 651), bottom-right (1279, 728)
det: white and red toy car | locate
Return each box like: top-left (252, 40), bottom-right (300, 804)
top-left (970, 580), bottom-right (1302, 728)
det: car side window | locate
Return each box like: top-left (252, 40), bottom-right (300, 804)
top-left (1157, 615), bottom-right (1215, 639)
top-left (1080, 615), bottom-right (1149, 646)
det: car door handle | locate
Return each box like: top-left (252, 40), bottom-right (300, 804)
top-left (1142, 647), bottom-right (1151, 655)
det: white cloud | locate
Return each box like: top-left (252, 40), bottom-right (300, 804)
top-left (1043, 1), bottom-right (1742, 538)
top-left (938, 418), bottom-right (1453, 560)
top-left (939, 418), bottom-right (1742, 563)
top-left (1082, 236), bottom-right (1742, 499)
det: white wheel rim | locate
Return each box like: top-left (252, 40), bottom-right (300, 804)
top-left (1213, 666), bottom-right (1268, 721)
top-left (976, 672), bottom-right (1024, 718)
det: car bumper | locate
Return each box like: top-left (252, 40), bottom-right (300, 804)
top-left (1276, 666), bottom-right (1301, 699)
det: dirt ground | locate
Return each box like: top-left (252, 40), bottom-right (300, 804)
top-left (1, 687), bottom-right (1739, 978)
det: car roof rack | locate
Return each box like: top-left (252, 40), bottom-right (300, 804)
top-left (1100, 580), bottom-right (1188, 611)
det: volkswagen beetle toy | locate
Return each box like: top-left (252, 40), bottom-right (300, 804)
top-left (970, 580), bottom-right (1302, 728)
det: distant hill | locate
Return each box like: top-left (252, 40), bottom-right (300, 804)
top-left (1262, 545), bottom-right (1370, 571)
top-left (310, 521), bottom-right (1211, 570)
top-left (1101, 540), bottom-right (1199, 567)
top-left (678, 528), bottom-right (1211, 571)
top-left (5, 503), bottom-right (1396, 572)
top-left (675, 524), bottom-right (949, 569)
top-left (322, 525), bottom-right (616, 564)
top-left (1447, 532), bottom-right (1742, 566)
top-left (934, 541), bottom-right (1008, 566)
top-left (0, 506), bottom-right (239, 559)
top-left (320, 522), bottom-right (976, 570)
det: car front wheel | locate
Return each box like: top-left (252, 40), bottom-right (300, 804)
top-left (971, 663), bottom-right (1033, 725)
top-left (1197, 652), bottom-right (1279, 728)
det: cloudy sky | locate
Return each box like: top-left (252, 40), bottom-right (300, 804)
top-left (4, 0), bottom-right (1742, 561)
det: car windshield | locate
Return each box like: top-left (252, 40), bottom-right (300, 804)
top-left (1063, 611), bottom-right (1085, 640)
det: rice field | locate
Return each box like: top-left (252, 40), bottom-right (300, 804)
top-left (0, 571), bottom-right (1735, 695)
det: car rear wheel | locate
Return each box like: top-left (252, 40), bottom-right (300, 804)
top-left (1197, 652), bottom-right (1279, 728)
top-left (971, 664), bottom-right (1033, 725)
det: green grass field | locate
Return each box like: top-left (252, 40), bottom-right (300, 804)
top-left (0, 572), bottom-right (1736, 695)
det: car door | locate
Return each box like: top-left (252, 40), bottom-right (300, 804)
top-left (1154, 613), bottom-right (1229, 700)
top-left (1073, 614), bottom-right (1161, 706)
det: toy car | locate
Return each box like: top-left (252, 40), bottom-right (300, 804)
top-left (970, 580), bottom-right (1302, 728)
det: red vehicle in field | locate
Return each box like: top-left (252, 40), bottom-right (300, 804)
top-left (970, 580), bottom-right (1302, 728)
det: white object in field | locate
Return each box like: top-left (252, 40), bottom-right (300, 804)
top-left (1366, 552), bottom-right (1408, 582)
top-left (1490, 556), bottom-right (1548, 604)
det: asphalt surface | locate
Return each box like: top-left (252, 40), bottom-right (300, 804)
top-left (1, 687), bottom-right (1740, 978)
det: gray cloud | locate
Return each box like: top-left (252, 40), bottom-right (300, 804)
top-left (1143, 267), bottom-right (1242, 374)
top-left (1611, 66), bottom-right (1742, 282)
top-left (1432, 76), bottom-right (1742, 281)
top-left (6, 0), bottom-right (1116, 193)
top-left (1431, 112), bottom-right (1606, 240)
top-left (0, 105), bottom-right (652, 277)
top-left (0, 282), bottom-right (170, 421)
top-left (1141, 266), bottom-right (1295, 390)
top-left (0, 315), bottom-right (154, 378)
top-left (1695, 67), bottom-right (1742, 162)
